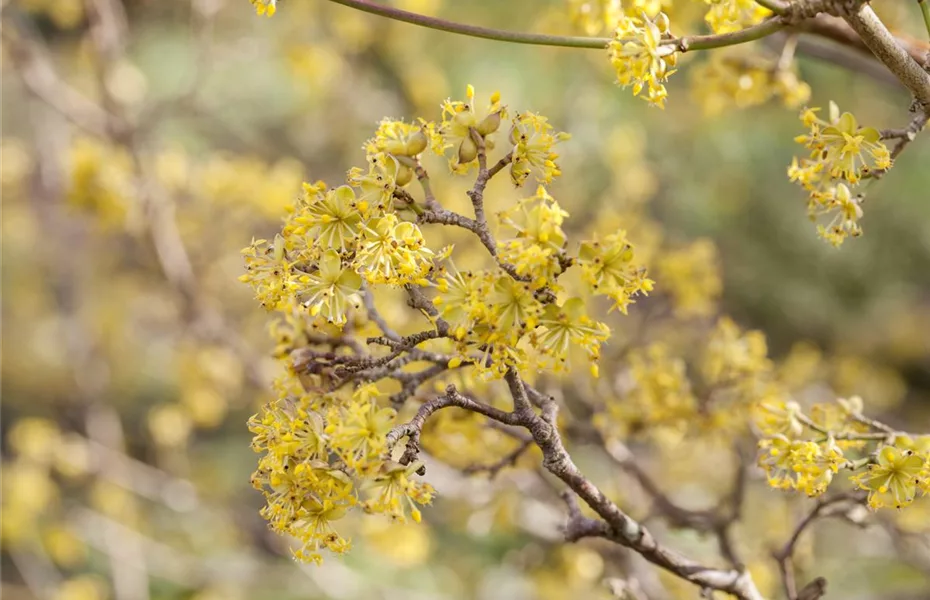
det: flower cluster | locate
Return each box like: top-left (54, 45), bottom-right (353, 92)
top-left (655, 238), bottom-right (721, 318)
top-left (702, 0), bottom-right (771, 34)
top-left (758, 435), bottom-right (845, 497)
top-left (595, 319), bottom-right (782, 441)
top-left (788, 103), bottom-right (892, 246)
top-left (756, 396), bottom-right (930, 509)
top-left (250, 0), bottom-right (276, 17)
top-left (577, 230), bottom-right (655, 314)
top-left (690, 51), bottom-right (811, 116)
top-left (702, 317), bottom-right (770, 386)
top-left (567, 0), bottom-right (667, 35)
top-left (607, 12), bottom-right (678, 108)
top-left (67, 137), bottom-right (133, 229)
top-left (243, 86), bottom-right (652, 560)
top-left (438, 86), bottom-right (569, 184)
top-left (249, 381), bottom-right (435, 563)
top-left (594, 343), bottom-right (696, 438)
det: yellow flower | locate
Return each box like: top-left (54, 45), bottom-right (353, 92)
top-left (326, 394), bottom-right (397, 473)
top-left (655, 239), bottom-right (721, 317)
top-left (240, 235), bottom-right (305, 311)
top-left (758, 435), bottom-right (844, 497)
top-left (595, 343), bottom-right (695, 439)
top-left (853, 444), bottom-right (926, 510)
top-left (303, 250), bottom-right (363, 325)
top-left (703, 0), bottom-right (770, 35)
top-left (690, 51), bottom-right (810, 116)
top-left (354, 214), bottom-right (441, 286)
top-left (497, 186), bottom-right (569, 287)
top-left (702, 317), bottom-right (770, 386)
top-left (752, 399), bottom-right (804, 438)
top-left (508, 113), bottom-right (570, 186)
top-left (291, 185), bottom-right (363, 252)
top-left (439, 85), bottom-right (506, 173)
top-left (250, 0), bottom-right (276, 17)
top-left (787, 103), bottom-right (891, 245)
top-left (607, 12), bottom-right (678, 108)
top-left (577, 231), bottom-right (653, 313)
top-left (364, 118), bottom-right (431, 158)
top-left (363, 460), bottom-right (435, 524)
top-left (810, 183), bottom-right (863, 247)
top-left (535, 298), bottom-right (610, 373)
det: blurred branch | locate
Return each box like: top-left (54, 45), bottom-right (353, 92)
top-left (138, 0), bottom-right (218, 132)
top-left (8, 548), bottom-right (61, 600)
top-left (84, 437), bottom-right (201, 510)
top-left (0, 13), bottom-right (110, 136)
top-left (772, 491), bottom-right (867, 600)
top-left (765, 32), bottom-right (904, 88)
top-left (919, 0), bottom-right (930, 43)
top-left (71, 508), bottom-right (204, 588)
top-left (461, 436), bottom-right (533, 477)
top-left (794, 15), bottom-right (930, 66)
top-left (85, 406), bottom-right (151, 600)
top-left (602, 437), bottom-right (749, 569)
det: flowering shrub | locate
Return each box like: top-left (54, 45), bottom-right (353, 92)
top-left (3, 1), bottom-right (929, 599)
top-left (234, 1), bottom-right (930, 598)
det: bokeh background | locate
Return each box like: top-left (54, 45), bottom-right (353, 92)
top-left (2, 1), bottom-right (930, 599)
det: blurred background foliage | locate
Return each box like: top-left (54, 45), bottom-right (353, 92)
top-left (2, 0), bottom-right (929, 599)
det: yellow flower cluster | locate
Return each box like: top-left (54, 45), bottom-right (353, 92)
top-left (607, 12), bottom-right (678, 108)
top-left (756, 397), bottom-right (930, 510)
top-left (690, 51), bottom-right (811, 116)
top-left (595, 319), bottom-right (781, 441)
top-left (594, 343), bottom-right (696, 438)
top-left (67, 137), bottom-right (133, 229)
top-left (703, 0), bottom-right (771, 34)
top-left (566, 0), bottom-right (667, 35)
top-left (788, 103), bottom-right (892, 246)
top-left (244, 85), bottom-right (654, 559)
top-left (702, 316), bottom-right (770, 386)
top-left (439, 85), bottom-right (507, 173)
top-left (577, 230), bottom-right (655, 314)
top-left (655, 238), bottom-right (722, 318)
top-left (758, 435), bottom-right (845, 497)
top-left (509, 112), bottom-right (572, 186)
top-left (249, 381), bottom-right (435, 563)
top-left (250, 0), bottom-right (276, 17)
top-left (433, 264), bottom-right (617, 379)
top-left (497, 186), bottom-right (570, 288)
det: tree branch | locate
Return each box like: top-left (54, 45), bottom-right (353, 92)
top-left (844, 4), bottom-right (930, 106)
top-left (326, 0), bottom-right (788, 54)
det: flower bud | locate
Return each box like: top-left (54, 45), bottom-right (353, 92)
top-left (405, 130), bottom-right (428, 156)
top-left (476, 110), bottom-right (502, 136)
top-left (273, 233), bottom-right (285, 262)
top-left (458, 136), bottom-right (478, 164)
top-left (395, 163), bottom-right (413, 186)
top-left (655, 12), bottom-right (670, 34)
